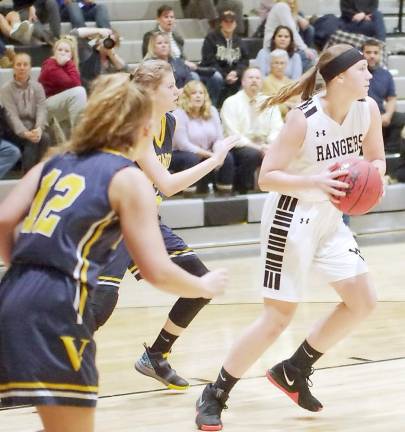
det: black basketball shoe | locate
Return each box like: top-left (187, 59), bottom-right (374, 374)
top-left (134, 344), bottom-right (189, 390)
top-left (266, 360), bottom-right (323, 412)
top-left (196, 383), bottom-right (229, 431)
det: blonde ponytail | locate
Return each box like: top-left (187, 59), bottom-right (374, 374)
top-left (260, 65), bottom-right (318, 111)
top-left (260, 43), bottom-right (360, 111)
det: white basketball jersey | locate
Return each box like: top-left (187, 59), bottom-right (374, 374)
top-left (286, 92), bottom-right (371, 202)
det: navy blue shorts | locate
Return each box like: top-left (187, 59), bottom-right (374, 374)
top-left (0, 264), bottom-right (98, 407)
top-left (98, 222), bottom-right (195, 287)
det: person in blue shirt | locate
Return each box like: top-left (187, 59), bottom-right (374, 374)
top-left (363, 39), bottom-right (405, 153)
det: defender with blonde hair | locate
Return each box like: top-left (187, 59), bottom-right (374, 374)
top-left (0, 73), bottom-right (228, 432)
top-left (196, 44), bottom-right (385, 431)
top-left (92, 60), bottom-right (238, 391)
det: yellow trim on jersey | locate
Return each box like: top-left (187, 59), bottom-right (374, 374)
top-left (98, 276), bottom-right (122, 282)
top-left (101, 148), bottom-right (131, 160)
top-left (0, 381), bottom-right (98, 393)
top-left (73, 211), bottom-right (117, 322)
top-left (78, 214), bottom-right (116, 318)
top-left (128, 248), bottom-right (194, 273)
top-left (153, 115), bottom-right (167, 148)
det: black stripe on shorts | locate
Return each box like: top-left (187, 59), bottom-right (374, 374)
top-left (263, 195), bottom-right (298, 291)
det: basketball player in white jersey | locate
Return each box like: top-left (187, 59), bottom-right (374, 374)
top-left (195, 44), bottom-right (385, 431)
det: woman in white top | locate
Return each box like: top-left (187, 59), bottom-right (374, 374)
top-left (195, 43), bottom-right (385, 431)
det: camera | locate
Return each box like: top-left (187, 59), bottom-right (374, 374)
top-left (102, 35), bottom-right (115, 49)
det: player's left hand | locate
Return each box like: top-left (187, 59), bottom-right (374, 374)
top-left (212, 135), bottom-right (239, 166)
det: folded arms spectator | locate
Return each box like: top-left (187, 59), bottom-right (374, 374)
top-left (340, 0), bottom-right (386, 41)
top-left (1, 53), bottom-right (49, 172)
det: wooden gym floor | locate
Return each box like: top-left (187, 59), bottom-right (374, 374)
top-left (1, 229), bottom-right (404, 432)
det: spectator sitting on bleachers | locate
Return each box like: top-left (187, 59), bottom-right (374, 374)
top-left (263, 0), bottom-right (316, 72)
top-left (0, 11), bottom-right (33, 44)
top-left (70, 27), bottom-right (126, 90)
top-left (143, 4), bottom-right (183, 59)
top-left (142, 4), bottom-right (199, 77)
top-left (57, 0), bottom-right (110, 29)
top-left (255, 24), bottom-right (302, 79)
top-left (1, 52), bottom-right (49, 172)
top-left (144, 31), bottom-right (192, 90)
top-left (184, 0), bottom-right (245, 36)
top-left (30, 0), bottom-right (61, 42)
top-left (0, 105), bottom-right (20, 178)
top-left (340, 0), bottom-right (385, 41)
top-left (172, 80), bottom-right (234, 196)
top-left (8, 0), bottom-right (61, 44)
top-left (200, 9), bottom-right (249, 107)
top-left (39, 36), bottom-right (87, 141)
top-left (256, 1), bottom-right (314, 46)
top-left (363, 39), bottom-right (405, 153)
top-left (0, 138), bottom-right (20, 178)
top-left (262, 49), bottom-right (300, 118)
top-left (221, 66), bottom-right (283, 193)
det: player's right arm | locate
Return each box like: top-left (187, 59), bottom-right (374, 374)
top-left (258, 108), bottom-right (348, 197)
top-left (109, 167), bottom-right (228, 299)
top-left (0, 162), bottom-right (44, 266)
top-left (137, 135), bottom-right (238, 197)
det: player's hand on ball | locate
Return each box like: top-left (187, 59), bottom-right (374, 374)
top-left (314, 164), bottom-right (349, 203)
top-left (200, 269), bottom-right (229, 299)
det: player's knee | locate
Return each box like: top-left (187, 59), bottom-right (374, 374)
top-left (357, 291), bottom-right (377, 317)
top-left (347, 290), bottom-right (377, 318)
top-left (168, 297), bottom-right (210, 328)
top-left (90, 287), bottom-right (119, 330)
top-left (260, 312), bottom-right (292, 341)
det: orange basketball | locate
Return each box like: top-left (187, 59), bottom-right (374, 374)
top-left (333, 158), bottom-right (383, 216)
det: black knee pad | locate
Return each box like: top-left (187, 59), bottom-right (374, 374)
top-left (168, 296), bottom-right (211, 328)
top-left (168, 254), bottom-right (211, 328)
top-left (90, 286), bottom-right (119, 330)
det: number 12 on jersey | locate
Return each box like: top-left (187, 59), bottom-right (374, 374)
top-left (21, 168), bottom-right (86, 238)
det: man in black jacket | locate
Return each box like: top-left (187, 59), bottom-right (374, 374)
top-left (340, 0), bottom-right (386, 41)
top-left (200, 9), bottom-right (249, 107)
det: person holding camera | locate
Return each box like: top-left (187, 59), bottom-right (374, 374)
top-left (38, 35), bottom-right (87, 141)
top-left (70, 27), bottom-right (126, 90)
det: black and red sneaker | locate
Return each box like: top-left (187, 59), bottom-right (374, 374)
top-left (196, 384), bottom-right (228, 431)
top-left (266, 360), bottom-right (323, 412)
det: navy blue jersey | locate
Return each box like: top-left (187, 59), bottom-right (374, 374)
top-left (153, 112), bottom-right (176, 204)
top-left (12, 150), bottom-right (133, 293)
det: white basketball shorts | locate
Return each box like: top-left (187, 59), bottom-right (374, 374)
top-left (260, 193), bottom-right (368, 302)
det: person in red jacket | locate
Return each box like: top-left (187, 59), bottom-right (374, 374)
top-left (39, 35), bottom-right (87, 141)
